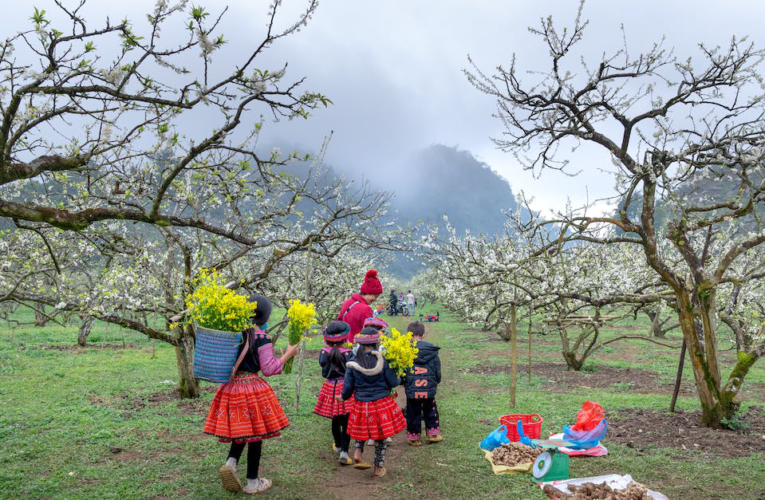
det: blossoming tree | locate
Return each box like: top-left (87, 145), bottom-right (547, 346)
top-left (1, 163), bottom-right (399, 397)
top-left (426, 214), bottom-right (676, 370)
top-left (466, 2), bottom-right (765, 427)
top-left (0, 1), bottom-right (408, 398)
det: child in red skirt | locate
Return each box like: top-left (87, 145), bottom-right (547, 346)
top-left (362, 316), bottom-right (395, 446)
top-left (314, 321), bottom-right (355, 465)
top-left (203, 294), bottom-right (300, 495)
top-left (339, 327), bottom-right (406, 478)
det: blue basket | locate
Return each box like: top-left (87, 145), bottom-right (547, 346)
top-left (193, 326), bottom-right (243, 383)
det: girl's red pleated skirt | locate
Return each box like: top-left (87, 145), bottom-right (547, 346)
top-left (314, 379), bottom-right (354, 418)
top-left (204, 372), bottom-right (289, 443)
top-left (347, 395), bottom-right (406, 441)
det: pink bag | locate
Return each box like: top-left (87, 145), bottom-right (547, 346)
top-left (559, 444), bottom-right (609, 457)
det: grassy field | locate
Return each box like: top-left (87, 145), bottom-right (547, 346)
top-left (1, 306), bottom-right (764, 499)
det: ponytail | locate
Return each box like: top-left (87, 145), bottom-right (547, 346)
top-left (327, 341), bottom-right (345, 373)
top-left (246, 327), bottom-right (258, 357)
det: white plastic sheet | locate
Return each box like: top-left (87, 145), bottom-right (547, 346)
top-left (538, 474), bottom-right (669, 500)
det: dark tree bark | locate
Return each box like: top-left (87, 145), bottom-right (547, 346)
top-left (77, 315), bottom-right (95, 346)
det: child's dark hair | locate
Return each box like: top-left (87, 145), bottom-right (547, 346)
top-left (408, 321), bottom-right (425, 337)
top-left (355, 343), bottom-right (380, 369)
top-left (326, 339), bottom-right (346, 373)
top-left (244, 294), bottom-right (272, 358)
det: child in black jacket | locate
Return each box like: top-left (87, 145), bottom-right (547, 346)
top-left (403, 321), bottom-right (443, 446)
top-left (340, 327), bottom-right (406, 478)
top-left (315, 321), bottom-right (355, 465)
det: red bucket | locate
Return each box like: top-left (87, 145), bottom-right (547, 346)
top-left (499, 414), bottom-right (543, 441)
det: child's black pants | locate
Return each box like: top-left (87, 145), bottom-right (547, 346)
top-left (228, 441), bottom-right (262, 479)
top-left (331, 414), bottom-right (351, 452)
top-left (405, 398), bottom-right (440, 438)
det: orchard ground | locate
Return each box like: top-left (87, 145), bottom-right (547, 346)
top-left (1, 307), bottom-right (764, 499)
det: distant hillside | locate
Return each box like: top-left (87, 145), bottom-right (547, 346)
top-left (360, 145), bottom-right (522, 277)
top-left (390, 145), bottom-right (519, 235)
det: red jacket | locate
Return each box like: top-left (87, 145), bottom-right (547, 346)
top-left (337, 293), bottom-right (373, 344)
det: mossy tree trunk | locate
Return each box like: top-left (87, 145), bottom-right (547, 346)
top-left (175, 326), bottom-right (200, 399)
top-left (675, 288), bottom-right (760, 428)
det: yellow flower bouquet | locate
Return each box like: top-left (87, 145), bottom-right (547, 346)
top-left (185, 268), bottom-right (255, 332)
top-left (283, 299), bottom-right (316, 374)
top-left (381, 327), bottom-right (419, 378)
top-left (185, 269), bottom-right (256, 383)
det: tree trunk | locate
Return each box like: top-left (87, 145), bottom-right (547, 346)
top-left (561, 350), bottom-right (584, 371)
top-left (528, 316), bottom-right (533, 384)
top-left (719, 351), bottom-right (758, 410)
top-left (509, 305), bottom-right (517, 408)
top-left (496, 326), bottom-right (511, 341)
top-left (676, 292), bottom-right (726, 427)
top-left (294, 237), bottom-right (313, 412)
top-left (77, 315), bottom-right (95, 346)
top-left (669, 340), bottom-right (686, 413)
top-left (645, 310), bottom-right (665, 338)
top-left (175, 328), bottom-right (200, 399)
top-left (670, 289), bottom-right (761, 428)
top-left (34, 308), bottom-right (49, 327)
top-left (294, 341), bottom-right (306, 412)
top-left (558, 325), bottom-right (595, 371)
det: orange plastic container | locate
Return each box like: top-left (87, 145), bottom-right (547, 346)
top-left (499, 414), bottom-right (543, 441)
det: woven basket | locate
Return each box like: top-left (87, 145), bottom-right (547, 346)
top-left (193, 326), bottom-right (243, 383)
top-left (499, 414), bottom-right (544, 441)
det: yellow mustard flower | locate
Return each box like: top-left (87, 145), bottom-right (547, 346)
top-left (381, 328), bottom-right (419, 378)
top-left (185, 268), bottom-right (255, 333)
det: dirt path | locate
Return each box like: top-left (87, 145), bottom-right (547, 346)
top-left (318, 319), bottom-right (437, 499)
top-left (318, 390), bottom-right (411, 500)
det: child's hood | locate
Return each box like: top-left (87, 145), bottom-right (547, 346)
top-left (415, 341), bottom-right (440, 363)
top-left (346, 351), bottom-right (384, 376)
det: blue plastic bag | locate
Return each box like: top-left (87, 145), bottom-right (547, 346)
top-left (563, 419), bottom-right (608, 450)
top-left (516, 420), bottom-right (535, 447)
top-left (480, 425), bottom-right (510, 451)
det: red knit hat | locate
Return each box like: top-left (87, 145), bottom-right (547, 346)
top-left (359, 269), bottom-right (383, 295)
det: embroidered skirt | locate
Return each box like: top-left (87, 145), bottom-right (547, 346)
top-left (204, 372), bottom-right (289, 443)
top-left (314, 379), bottom-right (354, 418)
top-left (347, 396), bottom-right (406, 441)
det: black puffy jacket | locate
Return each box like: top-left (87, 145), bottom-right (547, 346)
top-left (403, 341), bottom-right (441, 399)
top-left (341, 351), bottom-right (400, 402)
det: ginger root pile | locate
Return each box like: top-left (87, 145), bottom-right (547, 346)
top-left (543, 481), bottom-right (652, 500)
top-left (490, 442), bottom-right (542, 467)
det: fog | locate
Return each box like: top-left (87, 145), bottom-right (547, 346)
top-left (3, 0), bottom-right (765, 215)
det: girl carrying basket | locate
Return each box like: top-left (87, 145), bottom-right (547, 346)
top-left (203, 295), bottom-right (300, 494)
top-left (339, 326), bottom-right (406, 478)
top-left (314, 321), bottom-right (355, 465)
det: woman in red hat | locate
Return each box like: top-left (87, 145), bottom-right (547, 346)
top-left (339, 326), bottom-right (406, 478)
top-left (314, 320), bottom-right (355, 465)
top-left (337, 269), bottom-right (383, 344)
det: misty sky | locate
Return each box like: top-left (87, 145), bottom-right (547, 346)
top-left (4, 0), bottom-right (765, 215)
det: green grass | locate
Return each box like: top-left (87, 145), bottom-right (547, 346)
top-left (0, 306), bottom-right (763, 499)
